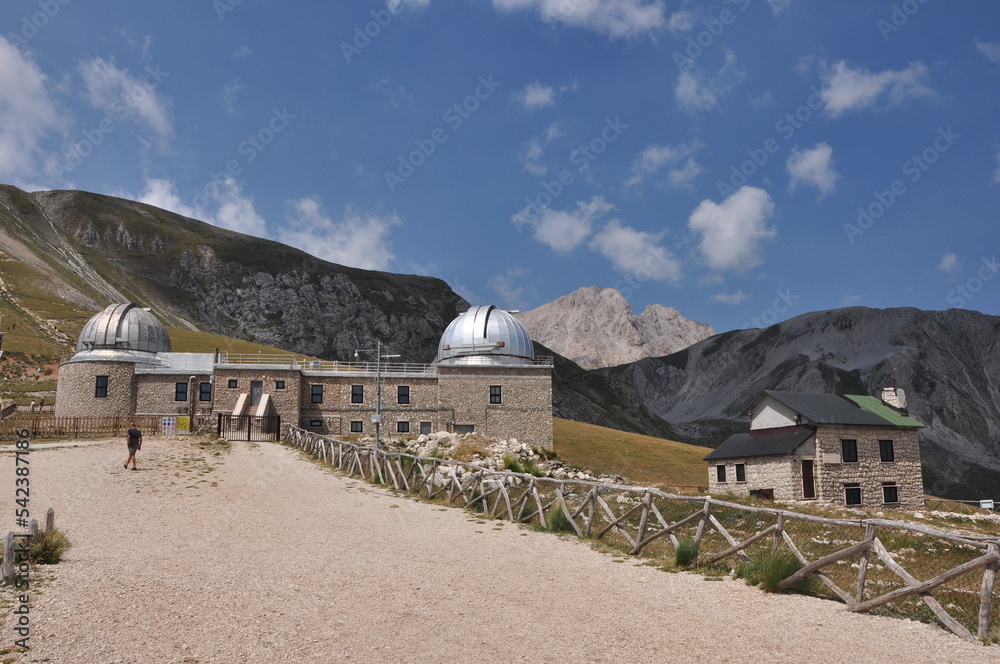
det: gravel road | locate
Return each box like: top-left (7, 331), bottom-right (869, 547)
top-left (0, 437), bottom-right (996, 663)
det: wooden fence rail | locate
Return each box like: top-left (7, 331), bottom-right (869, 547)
top-left (0, 416), bottom-right (164, 440)
top-left (285, 425), bottom-right (1000, 643)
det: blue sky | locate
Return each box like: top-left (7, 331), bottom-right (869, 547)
top-left (2, 0), bottom-right (999, 333)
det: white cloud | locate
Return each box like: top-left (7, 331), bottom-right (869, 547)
top-left (487, 266), bottom-right (532, 309)
top-left (232, 45), bottom-right (252, 59)
top-left (688, 186), bottom-right (776, 272)
top-left (491, 0), bottom-right (666, 39)
top-left (976, 40), bottom-right (1000, 64)
top-left (748, 91), bottom-right (773, 109)
top-left (279, 197), bottom-right (399, 271)
top-left (768, 0), bottom-right (793, 15)
top-left (132, 177), bottom-right (268, 238)
top-left (516, 82), bottom-right (556, 110)
top-left (711, 290), bottom-right (749, 305)
top-left (520, 138), bottom-right (547, 175)
top-left (589, 220), bottom-right (682, 282)
top-left (0, 38), bottom-right (63, 182)
top-left (819, 60), bottom-right (933, 118)
top-left (78, 57), bottom-right (172, 139)
top-left (674, 48), bottom-right (744, 113)
top-left (937, 253), bottom-right (961, 273)
top-left (626, 140), bottom-right (702, 190)
top-left (667, 10), bottom-right (695, 34)
top-left (786, 142), bottom-right (839, 198)
top-left (221, 77), bottom-right (244, 115)
top-left (528, 196), bottom-right (614, 253)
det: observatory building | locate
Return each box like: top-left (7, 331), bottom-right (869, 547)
top-left (56, 304), bottom-right (553, 448)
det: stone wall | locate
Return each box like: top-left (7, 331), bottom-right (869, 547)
top-left (708, 456), bottom-right (803, 500)
top-left (213, 367), bottom-right (301, 421)
top-left (135, 373), bottom-right (213, 416)
top-left (55, 361), bottom-right (137, 418)
top-left (814, 425), bottom-right (923, 510)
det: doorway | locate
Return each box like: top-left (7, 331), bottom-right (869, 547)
top-left (802, 460), bottom-right (816, 499)
top-left (250, 380), bottom-right (263, 407)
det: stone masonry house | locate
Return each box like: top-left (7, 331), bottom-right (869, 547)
top-left (56, 303), bottom-right (553, 448)
top-left (704, 389), bottom-right (924, 510)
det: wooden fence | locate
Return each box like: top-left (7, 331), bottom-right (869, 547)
top-left (286, 425), bottom-right (1000, 643)
top-left (0, 416), bottom-right (163, 440)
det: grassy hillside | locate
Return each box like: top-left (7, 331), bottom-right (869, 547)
top-left (165, 326), bottom-right (320, 360)
top-left (553, 417), bottom-right (712, 490)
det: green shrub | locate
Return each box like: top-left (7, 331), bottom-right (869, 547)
top-left (546, 503), bottom-right (574, 532)
top-left (29, 529), bottom-right (72, 564)
top-left (674, 538), bottom-right (698, 567)
top-left (502, 454), bottom-right (525, 474)
top-left (735, 549), bottom-right (815, 594)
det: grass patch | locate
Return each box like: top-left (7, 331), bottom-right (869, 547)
top-left (735, 549), bottom-right (817, 594)
top-left (674, 538), bottom-right (698, 567)
top-left (28, 528), bottom-right (72, 564)
top-left (553, 417), bottom-right (712, 489)
top-left (502, 454), bottom-right (545, 477)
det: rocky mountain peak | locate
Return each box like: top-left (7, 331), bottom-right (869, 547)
top-left (518, 287), bottom-right (715, 369)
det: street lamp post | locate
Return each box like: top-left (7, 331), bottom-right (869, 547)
top-left (354, 340), bottom-right (400, 451)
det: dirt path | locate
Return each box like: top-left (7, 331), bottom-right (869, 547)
top-left (0, 437), bottom-right (996, 663)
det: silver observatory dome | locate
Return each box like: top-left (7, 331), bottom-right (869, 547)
top-left (435, 305), bottom-right (535, 366)
top-left (69, 303), bottom-right (171, 362)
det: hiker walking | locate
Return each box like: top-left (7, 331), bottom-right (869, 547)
top-left (124, 423), bottom-right (143, 470)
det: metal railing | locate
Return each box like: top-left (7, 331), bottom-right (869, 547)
top-left (218, 352), bottom-right (554, 372)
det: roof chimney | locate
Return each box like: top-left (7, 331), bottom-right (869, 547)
top-left (880, 385), bottom-right (907, 411)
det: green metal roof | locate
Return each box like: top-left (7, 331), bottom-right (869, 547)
top-left (844, 395), bottom-right (925, 428)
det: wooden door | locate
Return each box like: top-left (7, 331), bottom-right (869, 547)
top-left (802, 460), bottom-right (816, 499)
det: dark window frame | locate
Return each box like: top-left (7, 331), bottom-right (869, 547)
top-left (351, 384), bottom-right (364, 404)
top-left (841, 439), bottom-right (859, 463)
top-left (397, 385), bottom-right (410, 405)
top-left (309, 419), bottom-right (323, 427)
top-left (716, 465), bottom-right (727, 483)
top-left (311, 384), bottom-right (324, 404)
top-left (275, 380), bottom-right (286, 390)
top-left (350, 420), bottom-right (363, 433)
top-left (882, 483), bottom-right (899, 504)
top-left (228, 379), bottom-right (238, 389)
top-left (879, 439), bottom-right (895, 463)
top-left (175, 382), bottom-right (188, 402)
top-left (397, 421), bottom-right (410, 433)
top-left (735, 463), bottom-right (746, 483)
top-left (94, 375), bottom-right (109, 398)
top-left (199, 382), bottom-right (212, 402)
top-left (489, 385), bottom-right (502, 405)
top-left (845, 483), bottom-right (862, 506)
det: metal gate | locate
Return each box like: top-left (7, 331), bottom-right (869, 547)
top-left (217, 413), bottom-right (282, 442)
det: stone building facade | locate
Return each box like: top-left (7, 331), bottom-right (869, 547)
top-left (705, 390), bottom-right (924, 510)
top-left (56, 304), bottom-right (554, 449)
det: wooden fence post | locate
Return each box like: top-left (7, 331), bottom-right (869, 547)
top-left (855, 523), bottom-right (876, 602)
top-left (45, 508), bottom-right (55, 533)
top-left (980, 543), bottom-right (999, 641)
top-left (29, 519), bottom-right (38, 543)
top-left (1, 532), bottom-right (14, 585)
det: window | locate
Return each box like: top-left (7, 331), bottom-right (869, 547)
top-left (275, 380), bottom-right (286, 390)
top-left (420, 421), bottom-right (432, 435)
top-left (879, 439), bottom-right (895, 463)
top-left (351, 384), bottom-right (364, 404)
top-left (228, 379), bottom-right (238, 389)
top-left (735, 463), bottom-right (746, 483)
top-left (841, 439), bottom-right (858, 463)
top-left (397, 421), bottom-right (410, 433)
top-left (175, 382), bottom-right (188, 402)
top-left (716, 465), bottom-right (727, 483)
top-left (350, 420), bottom-right (363, 433)
top-left (883, 483), bottom-right (899, 504)
top-left (94, 375), bottom-right (109, 398)
top-left (845, 483), bottom-right (862, 506)
top-left (311, 384), bottom-right (323, 403)
top-left (489, 385), bottom-right (502, 404)
top-left (455, 424), bottom-right (475, 434)
top-left (397, 385), bottom-right (410, 404)
top-left (199, 382), bottom-right (212, 402)
top-left (309, 419), bottom-right (323, 427)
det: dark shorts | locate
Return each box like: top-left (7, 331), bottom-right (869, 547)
top-left (128, 443), bottom-right (139, 454)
